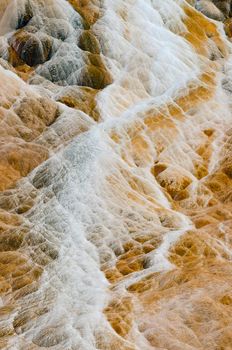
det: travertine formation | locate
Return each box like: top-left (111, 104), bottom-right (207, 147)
top-left (0, 0), bottom-right (232, 349)
top-left (196, 0), bottom-right (232, 20)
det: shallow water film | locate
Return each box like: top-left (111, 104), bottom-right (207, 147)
top-left (1, 0), bottom-right (232, 349)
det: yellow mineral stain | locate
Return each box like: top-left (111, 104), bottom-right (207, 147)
top-left (183, 5), bottom-right (228, 58)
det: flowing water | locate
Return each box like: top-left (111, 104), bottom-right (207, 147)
top-left (1, 0), bottom-right (232, 349)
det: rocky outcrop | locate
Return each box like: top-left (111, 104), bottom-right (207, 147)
top-left (9, 28), bottom-right (53, 67)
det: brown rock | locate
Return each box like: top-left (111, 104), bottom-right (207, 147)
top-left (16, 1), bottom-right (33, 29)
top-left (9, 29), bottom-right (53, 67)
top-left (57, 86), bottom-right (99, 120)
top-left (76, 64), bottom-right (112, 89)
top-left (0, 139), bottom-right (48, 191)
top-left (14, 96), bottom-right (59, 140)
top-left (78, 30), bottom-right (100, 54)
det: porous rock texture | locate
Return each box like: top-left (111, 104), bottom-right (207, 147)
top-left (1, 1), bottom-right (232, 349)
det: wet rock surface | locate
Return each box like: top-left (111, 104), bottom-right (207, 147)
top-left (1, 1), bottom-right (232, 350)
top-left (196, 0), bottom-right (232, 21)
top-left (1, 0), bottom-right (112, 90)
top-left (9, 29), bottom-right (53, 67)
